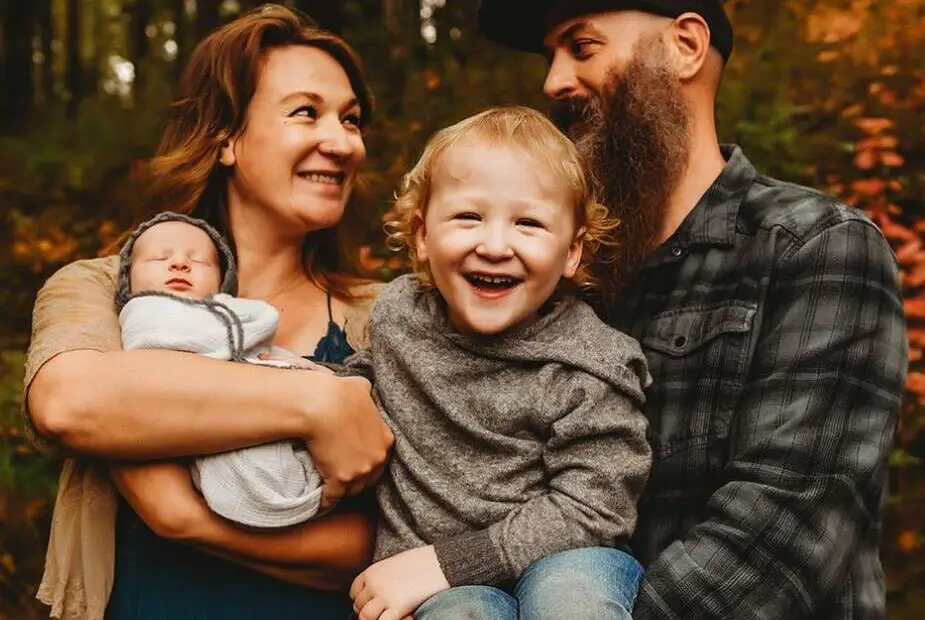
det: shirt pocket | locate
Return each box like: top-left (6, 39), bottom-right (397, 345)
top-left (641, 300), bottom-right (757, 464)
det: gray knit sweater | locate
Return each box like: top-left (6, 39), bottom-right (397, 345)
top-left (347, 274), bottom-right (652, 587)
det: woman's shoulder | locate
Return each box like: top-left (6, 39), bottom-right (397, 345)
top-left (46, 255), bottom-right (120, 290)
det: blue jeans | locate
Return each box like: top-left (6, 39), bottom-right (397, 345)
top-left (414, 547), bottom-right (642, 620)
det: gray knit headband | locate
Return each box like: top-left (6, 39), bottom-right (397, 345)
top-left (114, 211), bottom-right (238, 311)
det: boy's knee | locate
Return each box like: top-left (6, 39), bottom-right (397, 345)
top-left (414, 586), bottom-right (516, 620)
top-left (516, 547), bottom-right (643, 618)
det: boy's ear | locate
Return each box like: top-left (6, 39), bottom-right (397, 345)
top-left (219, 138), bottom-right (237, 167)
top-left (413, 210), bottom-right (428, 262)
top-left (563, 227), bottom-right (585, 279)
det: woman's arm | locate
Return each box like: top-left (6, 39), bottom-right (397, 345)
top-left (32, 348), bottom-right (364, 459)
top-left (27, 259), bottom-right (391, 501)
top-left (111, 461), bottom-right (375, 590)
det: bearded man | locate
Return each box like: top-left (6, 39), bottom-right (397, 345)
top-left (472, 1), bottom-right (908, 619)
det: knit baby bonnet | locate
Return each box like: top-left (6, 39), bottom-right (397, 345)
top-left (114, 211), bottom-right (238, 311)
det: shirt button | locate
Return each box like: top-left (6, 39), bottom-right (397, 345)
top-left (670, 246), bottom-right (684, 258)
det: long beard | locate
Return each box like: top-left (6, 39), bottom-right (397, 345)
top-left (554, 39), bottom-right (692, 317)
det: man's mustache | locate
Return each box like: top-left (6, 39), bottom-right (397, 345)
top-left (549, 96), bottom-right (597, 135)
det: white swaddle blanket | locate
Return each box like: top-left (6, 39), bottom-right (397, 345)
top-left (120, 293), bottom-right (323, 527)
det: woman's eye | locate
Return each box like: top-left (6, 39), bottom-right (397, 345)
top-left (342, 112), bottom-right (362, 128)
top-left (291, 105), bottom-right (317, 119)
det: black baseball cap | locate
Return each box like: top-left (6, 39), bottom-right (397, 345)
top-left (477, 0), bottom-right (734, 62)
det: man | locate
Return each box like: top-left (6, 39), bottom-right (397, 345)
top-left (477, 1), bottom-right (908, 618)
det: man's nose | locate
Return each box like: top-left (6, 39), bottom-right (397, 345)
top-left (543, 53), bottom-right (579, 100)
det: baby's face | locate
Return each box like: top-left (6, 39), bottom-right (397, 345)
top-left (129, 221), bottom-right (223, 300)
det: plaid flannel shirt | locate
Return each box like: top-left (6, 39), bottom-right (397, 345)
top-left (611, 146), bottom-right (907, 620)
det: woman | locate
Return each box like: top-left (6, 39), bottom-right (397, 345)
top-left (24, 5), bottom-right (392, 619)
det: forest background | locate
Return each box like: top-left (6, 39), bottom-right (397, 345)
top-left (0, 0), bottom-right (923, 618)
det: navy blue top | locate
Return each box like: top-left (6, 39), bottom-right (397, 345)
top-left (107, 296), bottom-right (356, 620)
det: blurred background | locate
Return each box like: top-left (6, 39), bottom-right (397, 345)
top-left (0, 0), bottom-right (923, 617)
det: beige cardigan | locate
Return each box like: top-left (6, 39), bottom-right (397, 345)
top-left (23, 255), bottom-right (380, 620)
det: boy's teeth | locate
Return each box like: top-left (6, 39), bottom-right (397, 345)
top-left (468, 274), bottom-right (517, 287)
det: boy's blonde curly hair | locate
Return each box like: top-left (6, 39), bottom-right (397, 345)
top-left (384, 105), bottom-right (617, 292)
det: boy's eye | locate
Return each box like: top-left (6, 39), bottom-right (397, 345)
top-left (516, 218), bottom-right (544, 228)
top-left (453, 212), bottom-right (481, 221)
top-left (291, 104), bottom-right (317, 119)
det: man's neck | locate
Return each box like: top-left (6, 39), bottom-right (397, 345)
top-left (657, 128), bottom-right (726, 245)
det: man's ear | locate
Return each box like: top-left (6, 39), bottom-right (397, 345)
top-left (413, 210), bottom-right (428, 262)
top-left (563, 227), bottom-right (585, 279)
top-left (219, 137), bottom-right (237, 167)
top-left (671, 12), bottom-right (711, 81)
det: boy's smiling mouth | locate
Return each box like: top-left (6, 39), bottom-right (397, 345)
top-left (463, 272), bottom-right (523, 293)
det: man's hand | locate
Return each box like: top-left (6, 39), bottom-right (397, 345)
top-left (350, 545), bottom-right (450, 620)
top-left (304, 374), bottom-right (393, 510)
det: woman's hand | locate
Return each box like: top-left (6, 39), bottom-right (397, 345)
top-left (350, 545), bottom-right (449, 620)
top-left (305, 374), bottom-right (393, 510)
top-left (110, 461), bottom-right (209, 541)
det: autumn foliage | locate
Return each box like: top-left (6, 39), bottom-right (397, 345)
top-left (1, 0), bottom-right (924, 616)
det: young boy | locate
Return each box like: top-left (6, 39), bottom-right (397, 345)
top-left (347, 106), bottom-right (652, 620)
top-left (115, 211), bottom-right (324, 528)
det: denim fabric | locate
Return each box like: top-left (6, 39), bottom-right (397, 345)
top-left (414, 547), bottom-right (642, 620)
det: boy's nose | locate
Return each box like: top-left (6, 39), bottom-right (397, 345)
top-left (475, 229), bottom-right (515, 261)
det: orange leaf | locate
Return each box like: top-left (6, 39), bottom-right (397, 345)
top-left (853, 149), bottom-right (877, 171)
top-left (907, 328), bottom-right (925, 348)
top-left (881, 152), bottom-right (905, 167)
top-left (906, 371), bottom-right (925, 395)
top-left (898, 530), bottom-right (921, 554)
top-left (854, 117), bottom-right (894, 134)
top-left (851, 178), bottom-right (886, 197)
top-left (904, 299), bottom-right (925, 319)
top-left (894, 240), bottom-right (922, 265)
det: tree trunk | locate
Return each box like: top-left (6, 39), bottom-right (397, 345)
top-left (293, 0), bottom-right (344, 33)
top-left (195, 0), bottom-right (221, 42)
top-left (66, 0), bottom-right (81, 121)
top-left (382, 0), bottom-right (416, 118)
top-left (0, 0), bottom-right (36, 133)
top-left (38, 0), bottom-right (54, 104)
top-left (171, 0), bottom-right (188, 79)
top-left (132, 0), bottom-right (151, 93)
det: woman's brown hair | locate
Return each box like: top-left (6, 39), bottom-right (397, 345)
top-left (144, 3), bottom-right (374, 300)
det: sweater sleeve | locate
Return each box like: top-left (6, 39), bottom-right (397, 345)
top-left (432, 367), bottom-right (652, 586)
top-left (23, 256), bottom-right (122, 452)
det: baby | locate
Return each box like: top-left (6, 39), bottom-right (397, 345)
top-left (347, 106), bottom-right (653, 620)
top-left (115, 211), bottom-right (323, 528)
